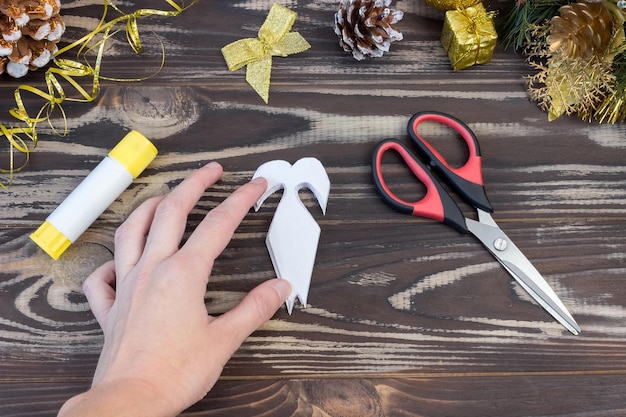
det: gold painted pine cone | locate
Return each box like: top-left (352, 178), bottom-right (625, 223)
top-left (547, 0), bottom-right (614, 60)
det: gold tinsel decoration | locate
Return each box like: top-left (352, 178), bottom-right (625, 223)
top-left (524, 0), bottom-right (626, 121)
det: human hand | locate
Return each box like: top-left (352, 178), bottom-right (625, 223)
top-left (58, 162), bottom-right (291, 417)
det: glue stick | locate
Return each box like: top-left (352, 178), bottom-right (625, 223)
top-left (30, 130), bottom-right (158, 260)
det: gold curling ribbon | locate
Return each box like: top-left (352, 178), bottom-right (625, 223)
top-left (221, 3), bottom-right (311, 103)
top-left (0, 0), bottom-right (198, 189)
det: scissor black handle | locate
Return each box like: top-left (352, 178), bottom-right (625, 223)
top-left (408, 112), bottom-right (493, 213)
top-left (372, 139), bottom-right (469, 234)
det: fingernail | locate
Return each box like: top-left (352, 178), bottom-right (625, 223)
top-left (251, 176), bottom-right (266, 185)
top-left (273, 279), bottom-right (292, 301)
top-left (205, 161), bottom-right (221, 169)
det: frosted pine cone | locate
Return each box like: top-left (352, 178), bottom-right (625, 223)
top-left (0, 0), bottom-right (64, 78)
top-left (334, 0), bottom-right (404, 61)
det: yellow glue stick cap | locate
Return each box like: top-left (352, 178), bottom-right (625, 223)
top-left (108, 130), bottom-right (158, 178)
top-left (30, 221), bottom-right (71, 260)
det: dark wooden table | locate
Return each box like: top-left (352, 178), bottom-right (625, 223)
top-left (2, 1), bottom-right (626, 416)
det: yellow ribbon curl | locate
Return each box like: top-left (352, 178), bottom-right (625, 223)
top-left (0, 0), bottom-right (198, 189)
top-left (221, 3), bottom-right (311, 103)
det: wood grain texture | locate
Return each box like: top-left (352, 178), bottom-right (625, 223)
top-left (1, 0), bottom-right (626, 415)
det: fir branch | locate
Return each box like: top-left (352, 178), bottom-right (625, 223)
top-left (497, 0), bottom-right (569, 51)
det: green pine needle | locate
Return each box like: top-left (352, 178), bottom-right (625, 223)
top-left (497, 0), bottom-right (570, 51)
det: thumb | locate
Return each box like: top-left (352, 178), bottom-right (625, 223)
top-left (83, 260), bottom-right (117, 329)
top-left (214, 278), bottom-right (291, 353)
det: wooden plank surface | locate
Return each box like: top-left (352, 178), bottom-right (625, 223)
top-left (2, 0), bottom-right (626, 415)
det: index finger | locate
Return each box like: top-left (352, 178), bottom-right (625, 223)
top-left (143, 162), bottom-right (224, 262)
top-left (176, 176), bottom-right (267, 272)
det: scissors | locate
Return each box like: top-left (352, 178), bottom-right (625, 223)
top-left (372, 111), bottom-right (580, 335)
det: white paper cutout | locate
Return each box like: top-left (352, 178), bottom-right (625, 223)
top-left (253, 158), bottom-right (330, 314)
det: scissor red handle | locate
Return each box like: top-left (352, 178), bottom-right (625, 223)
top-left (372, 139), bottom-right (468, 234)
top-left (408, 112), bottom-right (493, 212)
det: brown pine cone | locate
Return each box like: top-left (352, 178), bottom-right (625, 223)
top-left (547, 0), bottom-right (613, 60)
top-left (0, 0), bottom-right (64, 77)
top-left (0, 0), bottom-right (59, 24)
top-left (22, 14), bottom-right (64, 41)
top-left (0, 38), bottom-right (12, 55)
top-left (334, 0), bottom-right (404, 61)
top-left (1, 14), bottom-right (21, 42)
top-left (21, 0), bottom-right (60, 21)
top-left (0, 1), bottom-right (29, 26)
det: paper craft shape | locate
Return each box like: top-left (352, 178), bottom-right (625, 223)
top-left (253, 158), bottom-right (330, 313)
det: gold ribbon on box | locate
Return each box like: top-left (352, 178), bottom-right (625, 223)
top-left (0, 0), bottom-right (198, 189)
top-left (221, 3), bottom-right (311, 103)
top-left (441, 3), bottom-right (497, 71)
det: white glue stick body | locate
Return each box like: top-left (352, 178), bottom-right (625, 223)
top-left (30, 130), bottom-right (157, 260)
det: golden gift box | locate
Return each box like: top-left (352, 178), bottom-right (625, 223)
top-left (441, 3), bottom-right (497, 71)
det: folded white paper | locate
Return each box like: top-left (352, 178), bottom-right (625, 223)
top-left (253, 158), bottom-right (330, 313)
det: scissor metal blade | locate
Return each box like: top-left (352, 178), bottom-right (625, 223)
top-left (466, 210), bottom-right (581, 335)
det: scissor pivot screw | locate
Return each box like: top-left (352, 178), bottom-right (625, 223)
top-left (493, 237), bottom-right (508, 251)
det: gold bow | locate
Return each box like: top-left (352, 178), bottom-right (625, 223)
top-left (221, 3), bottom-right (310, 103)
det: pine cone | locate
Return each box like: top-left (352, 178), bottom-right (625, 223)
top-left (0, 0), bottom-right (64, 78)
top-left (334, 0), bottom-right (404, 61)
top-left (547, 0), bottom-right (613, 60)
